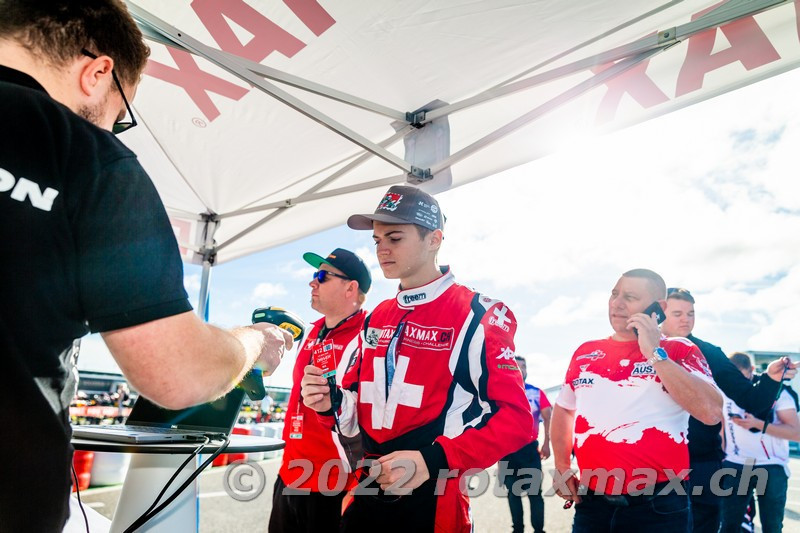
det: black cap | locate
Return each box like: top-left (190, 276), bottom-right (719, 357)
top-left (347, 185), bottom-right (444, 231)
top-left (303, 248), bottom-right (372, 293)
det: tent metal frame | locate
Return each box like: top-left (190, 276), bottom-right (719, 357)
top-left (125, 0), bottom-right (788, 312)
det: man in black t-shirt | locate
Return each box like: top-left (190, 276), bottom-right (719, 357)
top-left (0, 2), bottom-right (291, 531)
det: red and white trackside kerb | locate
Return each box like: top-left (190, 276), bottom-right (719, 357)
top-left (556, 336), bottom-right (713, 493)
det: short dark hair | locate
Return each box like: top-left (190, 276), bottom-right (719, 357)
top-left (413, 225), bottom-right (433, 240)
top-left (514, 356), bottom-right (526, 364)
top-left (667, 287), bottom-right (695, 304)
top-left (729, 352), bottom-right (753, 372)
top-left (0, 0), bottom-right (150, 88)
top-left (622, 268), bottom-right (666, 300)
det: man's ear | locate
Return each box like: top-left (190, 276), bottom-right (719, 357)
top-left (657, 300), bottom-right (667, 312)
top-left (429, 229), bottom-right (443, 250)
top-left (79, 54), bottom-right (114, 97)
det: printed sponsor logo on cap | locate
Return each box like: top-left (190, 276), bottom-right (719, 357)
top-left (431, 204), bottom-right (438, 214)
top-left (378, 192), bottom-right (403, 212)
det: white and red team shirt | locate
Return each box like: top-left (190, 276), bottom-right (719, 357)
top-left (278, 310), bottom-right (366, 492)
top-left (723, 390), bottom-right (797, 475)
top-left (556, 336), bottom-right (713, 494)
top-left (525, 384), bottom-right (551, 441)
top-left (325, 268), bottom-right (533, 532)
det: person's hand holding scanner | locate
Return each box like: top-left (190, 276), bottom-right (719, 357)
top-left (301, 365), bottom-right (332, 412)
top-left (247, 322), bottom-right (294, 375)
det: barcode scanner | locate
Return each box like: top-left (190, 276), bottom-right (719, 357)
top-left (239, 307), bottom-right (306, 401)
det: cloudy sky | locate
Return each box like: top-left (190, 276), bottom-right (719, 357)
top-left (79, 66), bottom-right (800, 390)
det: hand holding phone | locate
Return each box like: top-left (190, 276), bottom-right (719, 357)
top-left (633, 301), bottom-right (667, 337)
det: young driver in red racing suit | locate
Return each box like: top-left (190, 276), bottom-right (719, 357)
top-left (301, 185), bottom-right (533, 532)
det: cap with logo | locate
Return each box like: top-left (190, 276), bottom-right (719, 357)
top-left (347, 185), bottom-right (444, 232)
top-left (303, 248), bottom-right (372, 294)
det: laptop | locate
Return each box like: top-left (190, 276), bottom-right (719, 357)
top-left (71, 388), bottom-right (245, 444)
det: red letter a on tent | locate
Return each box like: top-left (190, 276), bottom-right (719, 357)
top-left (192, 0), bottom-right (305, 62)
top-left (676, 5), bottom-right (780, 97)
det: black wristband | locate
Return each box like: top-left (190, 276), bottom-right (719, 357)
top-left (319, 387), bottom-right (343, 417)
top-left (419, 441), bottom-right (449, 478)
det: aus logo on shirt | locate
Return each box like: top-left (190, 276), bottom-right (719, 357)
top-left (631, 361), bottom-right (657, 376)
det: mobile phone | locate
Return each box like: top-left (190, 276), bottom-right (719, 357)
top-left (633, 301), bottom-right (667, 336)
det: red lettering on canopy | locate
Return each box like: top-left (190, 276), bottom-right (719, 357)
top-left (283, 0), bottom-right (336, 36)
top-left (676, 3), bottom-right (780, 97)
top-left (145, 48), bottom-right (248, 121)
top-left (592, 56), bottom-right (669, 125)
top-left (192, 0), bottom-right (304, 62)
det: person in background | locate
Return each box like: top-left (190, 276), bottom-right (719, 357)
top-left (660, 287), bottom-right (797, 533)
top-left (719, 352), bottom-right (800, 533)
top-left (551, 269), bottom-right (721, 532)
top-left (0, 2), bottom-right (291, 530)
top-left (269, 248), bottom-right (371, 532)
top-left (501, 355), bottom-right (552, 533)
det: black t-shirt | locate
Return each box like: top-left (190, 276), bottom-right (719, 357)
top-left (686, 334), bottom-right (780, 462)
top-left (0, 65), bottom-right (192, 530)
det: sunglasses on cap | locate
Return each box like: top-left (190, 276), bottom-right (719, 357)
top-left (312, 270), bottom-right (352, 283)
top-left (667, 287), bottom-right (695, 303)
top-left (81, 49), bottom-right (137, 134)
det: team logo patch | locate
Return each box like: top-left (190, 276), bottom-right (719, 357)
top-left (378, 192), bottom-right (403, 211)
top-left (488, 306), bottom-right (511, 332)
top-left (377, 322), bottom-right (454, 351)
top-left (576, 350), bottom-right (606, 361)
top-left (631, 362), bottom-right (657, 376)
top-left (496, 347), bottom-right (515, 360)
top-left (365, 327), bottom-right (381, 348)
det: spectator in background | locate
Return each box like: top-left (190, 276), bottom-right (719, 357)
top-left (269, 248), bottom-right (371, 533)
top-left (501, 355), bottom-right (551, 533)
top-left (719, 352), bottom-right (800, 533)
top-left (661, 288), bottom-right (797, 533)
top-left (551, 269), bottom-right (721, 532)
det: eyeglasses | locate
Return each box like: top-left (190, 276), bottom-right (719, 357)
top-left (312, 270), bottom-right (351, 283)
top-left (81, 49), bottom-right (137, 134)
top-left (667, 287), bottom-right (695, 303)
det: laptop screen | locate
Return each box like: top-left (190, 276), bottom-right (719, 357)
top-left (126, 387), bottom-right (246, 433)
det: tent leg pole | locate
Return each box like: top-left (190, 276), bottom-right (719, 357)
top-left (197, 260), bottom-right (211, 322)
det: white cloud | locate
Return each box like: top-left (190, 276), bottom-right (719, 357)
top-left (529, 292), bottom-right (607, 327)
top-left (251, 282), bottom-right (288, 303)
top-left (184, 273), bottom-right (201, 293)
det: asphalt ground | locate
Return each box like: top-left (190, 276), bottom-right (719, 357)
top-left (75, 456), bottom-right (800, 532)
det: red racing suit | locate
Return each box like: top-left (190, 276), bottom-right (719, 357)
top-left (278, 310), bottom-right (366, 493)
top-left (319, 268), bottom-right (532, 532)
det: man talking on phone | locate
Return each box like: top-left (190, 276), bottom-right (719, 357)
top-left (660, 288), bottom-right (798, 533)
top-left (550, 269), bottom-right (722, 532)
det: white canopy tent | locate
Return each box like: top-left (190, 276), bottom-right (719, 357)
top-left (120, 0), bottom-right (800, 314)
